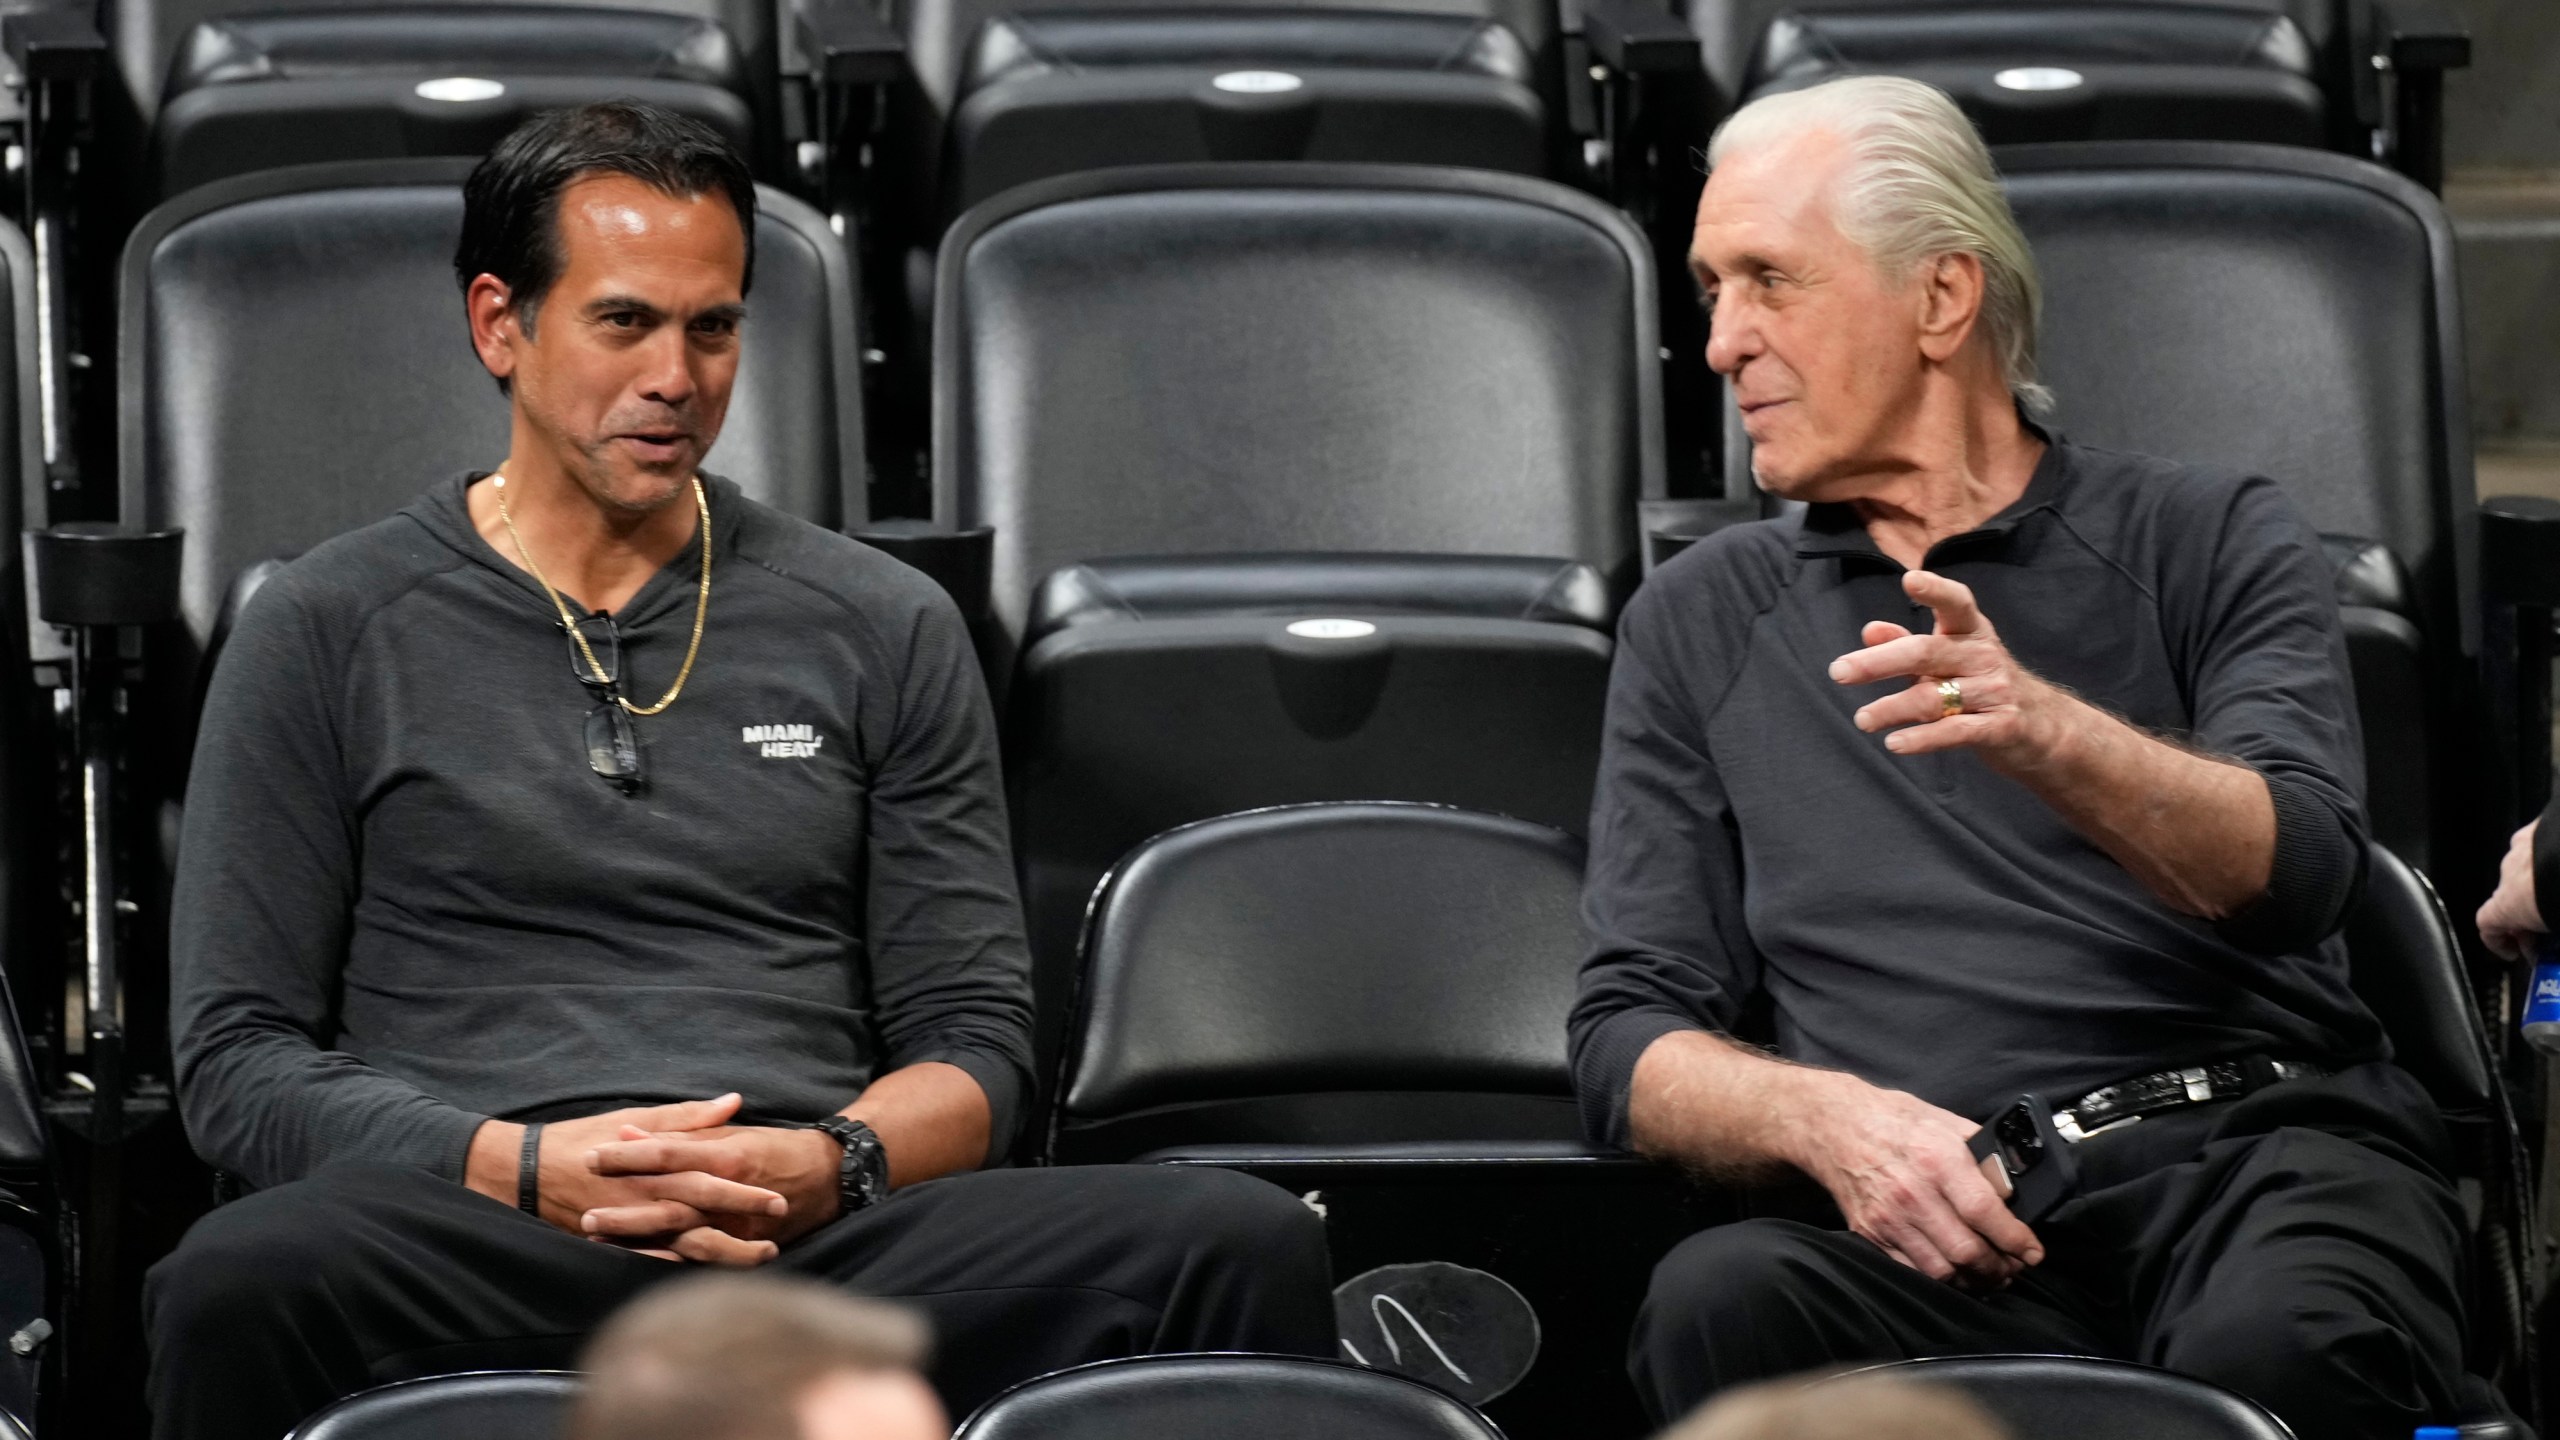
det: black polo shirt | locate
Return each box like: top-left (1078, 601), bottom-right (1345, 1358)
top-left (1568, 435), bottom-right (2388, 1148)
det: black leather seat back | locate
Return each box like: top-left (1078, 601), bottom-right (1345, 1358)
top-left (2344, 842), bottom-right (2493, 1112)
top-left (942, 9), bottom-right (1551, 215)
top-left (1697, 0), bottom-right (2337, 97)
top-left (2000, 144), bottom-right (2470, 867)
top-left (111, 0), bottom-right (779, 130)
top-left (1846, 1355), bottom-right (2293, 1440)
top-left (288, 1372), bottom-right (580, 1440)
top-left (937, 163), bottom-right (1661, 654)
top-left (1997, 143), bottom-right (2466, 650)
top-left (903, 0), bottom-right (1559, 128)
top-left (1055, 803), bottom-right (1585, 1160)
top-left (121, 157), bottom-right (865, 677)
top-left (1743, 4), bottom-right (2329, 148)
top-left (1723, 144), bottom-right (2469, 868)
top-left (956, 1354), bottom-right (1505, 1439)
top-left (152, 6), bottom-right (758, 198)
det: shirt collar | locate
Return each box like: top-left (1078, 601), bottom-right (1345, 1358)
top-left (1793, 417), bottom-right (2068, 568)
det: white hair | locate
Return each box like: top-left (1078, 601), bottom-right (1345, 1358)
top-left (1707, 76), bottom-right (2051, 415)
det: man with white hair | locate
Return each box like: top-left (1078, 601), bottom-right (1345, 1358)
top-left (1571, 76), bottom-right (2474, 1435)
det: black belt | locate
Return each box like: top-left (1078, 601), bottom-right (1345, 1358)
top-left (2053, 1055), bottom-right (2325, 1142)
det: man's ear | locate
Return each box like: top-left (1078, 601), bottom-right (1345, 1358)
top-left (1914, 251), bottom-right (1985, 365)
top-left (465, 274), bottom-right (521, 384)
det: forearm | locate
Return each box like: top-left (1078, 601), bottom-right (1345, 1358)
top-left (842, 1060), bottom-right (991, 1187)
top-left (2001, 677), bottom-right (2275, 921)
top-left (1626, 1029), bottom-right (1853, 1183)
top-left (179, 1029), bottom-right (484, 1190)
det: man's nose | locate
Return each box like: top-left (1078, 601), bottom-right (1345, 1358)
top-left (636, 329), bottom-right (697, 407)
top-left (1703, 293), bottom-right (1756, 379)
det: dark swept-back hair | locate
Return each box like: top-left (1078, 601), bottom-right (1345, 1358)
top-left (454, 101), bottom-right (757, 341)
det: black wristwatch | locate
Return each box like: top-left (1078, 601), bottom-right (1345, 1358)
top-left (812, 1116), bottom-right (891, 1213)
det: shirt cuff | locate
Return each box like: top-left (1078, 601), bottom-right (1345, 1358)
top-left (1573, 1007), bottom-right (1705, 1152)
top-left (897, 1046), bottom-right (1026, 1161)
top-left (438, 1110), bottom-right (490, 1187)
top-left (2218, 773), bottom-right (2365, 956)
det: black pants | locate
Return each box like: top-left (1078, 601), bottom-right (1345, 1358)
top-left (1633, 1063), bottom-right (2476, 1439)
top-left (143, 1161), bottom-right (1337, 1440)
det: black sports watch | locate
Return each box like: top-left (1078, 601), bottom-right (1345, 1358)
top-left (812, 1116), bottom-right (891, 1213)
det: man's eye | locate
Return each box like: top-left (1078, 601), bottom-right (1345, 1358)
top-left (604, 312), bottom-right (641, 329)
top-left (1756, 272), bottom-right (1781, 290)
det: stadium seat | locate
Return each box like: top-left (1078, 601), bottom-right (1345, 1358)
top-left (1701, 0), bottom-right (2468, 190)
top-left (145, 7), bottom-right (763, 199)
top-left (2000, 142), bottom-right (2481, 880)
top-left (954, 1354), bottom-right (1505, 1440)
top-left (1841, 1355), bottom-right (2294, 1440)
top-left (849, 0), bottom-right (1707, 510)
top-left (1051, 801), bottom-right (1587, 1162)
top-left (933, 162), bottom-right (1661, 1095)
top-left (1715, 141), bottom-right (2483, 879)
top-left (891, 0), bottom-right (1566, 217)
top-left (2343, 844), bottom-right (2534, 1408)
top-left (116, 155), bottom-right (867, 686)
top-left (932, 9), bottom-right (1553, 219)
top-left (1051, 802), bottom-right (1718, 1436)
top-left (285, 1371), bottom-right (579, 1440)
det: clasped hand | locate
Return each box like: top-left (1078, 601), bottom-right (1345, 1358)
top-left (525, 1093), bottom-right (844, 1267)
top-left (1828, 570), bottom-right (2054, 764)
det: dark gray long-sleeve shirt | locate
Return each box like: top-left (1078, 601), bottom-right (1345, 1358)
top-left (172, 474), bottom-right (1035, 1190)
top-left (1569, 436), bottom-right (2389, 1149)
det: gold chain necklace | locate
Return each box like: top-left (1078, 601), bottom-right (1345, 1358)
top-left (492, 471), bottom-right (711, 718)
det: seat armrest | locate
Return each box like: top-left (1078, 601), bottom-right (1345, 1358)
top-left (796, 0), bottom-right (904, 86)
top-left (2480, 497), bottom-right (2560, 607)
top-left (2377, 0), bottom-right (2469, 72)
top-left (1581, 0), bottom-right (1699, 76)
top-left (1, 10), bottom-right (104, 82)
top-left (852, 521), bottom-right (992, 627)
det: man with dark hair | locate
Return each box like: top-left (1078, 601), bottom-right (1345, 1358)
top-left (141, 101), bottom-right (1334, 1440)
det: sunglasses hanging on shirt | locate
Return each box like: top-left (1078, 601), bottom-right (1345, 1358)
top-left (566, 613), bottom-right (645, 790)
top-left (492, 471), bottom-right (714, 794)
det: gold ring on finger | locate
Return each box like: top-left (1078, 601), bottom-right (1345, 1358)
top-left (1936, 678), bottom-right (1964, 718)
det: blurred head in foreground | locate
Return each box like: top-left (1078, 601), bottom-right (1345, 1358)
top-left (1663, 1372), bottom-right (2012, 1440)
top-left (570, 1273), bottom-right (946, 1440)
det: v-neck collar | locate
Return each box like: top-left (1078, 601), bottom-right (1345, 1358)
top-left (426, 470), bottom-right (745, 627)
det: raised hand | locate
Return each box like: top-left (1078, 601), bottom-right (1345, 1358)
top-left (1828, 569), bottom-right (2055, 764)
